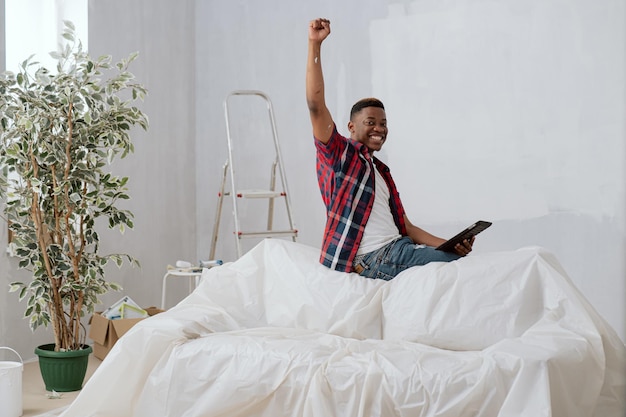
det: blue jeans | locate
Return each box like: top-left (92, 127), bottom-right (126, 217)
top-left (353, 236), bottom-right (461, 281)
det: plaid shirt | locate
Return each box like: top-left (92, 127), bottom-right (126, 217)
top-left (315, 126), bottom-right (407, 272)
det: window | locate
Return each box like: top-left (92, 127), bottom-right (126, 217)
top-left (3, 0), bottom-right (87, 246)
top-left (5, 0), bottom-right (87, 72)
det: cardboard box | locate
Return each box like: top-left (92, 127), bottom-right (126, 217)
top-left (89, 306), bottom-right (163, 360)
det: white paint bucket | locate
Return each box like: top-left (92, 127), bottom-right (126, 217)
top-left (0, 347), bottom-right (23, 417)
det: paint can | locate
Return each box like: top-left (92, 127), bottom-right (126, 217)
top-left (0, 347), bottom-right (23, 417)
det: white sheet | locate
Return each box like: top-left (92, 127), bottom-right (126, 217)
top-left (60, 239), bottom-right (625, 417)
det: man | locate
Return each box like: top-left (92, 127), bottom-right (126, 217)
top-left (306, 17), bottom-right (474, 280)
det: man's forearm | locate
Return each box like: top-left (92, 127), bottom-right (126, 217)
top-left (306, 39), bottom-right (333, 143)
top-left (306, 40), bottom-right (325, 114)
top-left (404, 216), bottom-right (446, 247)
top-left (306, 18), bottom-right (333, 143)
top-left (409, 225), bottom-right (446, 247)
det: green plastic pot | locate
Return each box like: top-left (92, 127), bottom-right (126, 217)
top-left (34, 344), bottom-right (92, 392)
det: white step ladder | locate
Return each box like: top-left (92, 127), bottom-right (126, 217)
top-left (209, 90), bottom-right (297, 259)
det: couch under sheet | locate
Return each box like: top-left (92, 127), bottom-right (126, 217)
top-left (60, 239), bottom-right (625, 416)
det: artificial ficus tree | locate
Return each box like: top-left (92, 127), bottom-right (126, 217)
top-left (0, 21), bottom-right (148, 351)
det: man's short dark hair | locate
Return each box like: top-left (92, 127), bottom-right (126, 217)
top-left (350, 98), bottom-right (385, 120)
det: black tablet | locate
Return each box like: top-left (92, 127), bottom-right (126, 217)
top-left (435, 221), bottom-right (492, 252)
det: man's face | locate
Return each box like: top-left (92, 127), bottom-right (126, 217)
top-left (348, 106), bottom-right (388, 153)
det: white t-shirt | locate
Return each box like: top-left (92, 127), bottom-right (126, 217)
top-left (357, 167), bottom-right (401, 255)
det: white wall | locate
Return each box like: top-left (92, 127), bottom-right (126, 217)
top-left (371, 1), bottom-right (626, 337)
top-left (1, 0), bottom-right (624, 360)
top-left (195, 0), bottom-right (625, 342)
top-left (86, 0), bottom-right (198, 313)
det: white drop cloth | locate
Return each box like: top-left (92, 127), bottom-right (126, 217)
top-left (60, 239), bottom-right (625, 417)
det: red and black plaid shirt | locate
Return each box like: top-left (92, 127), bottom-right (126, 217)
top-left (315, 126), bottom-right (407, 272)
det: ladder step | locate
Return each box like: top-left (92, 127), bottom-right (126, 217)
top-left (236, 189), bottom-right (286, 199)
top-left (237, 230), bottom-right (298, 239)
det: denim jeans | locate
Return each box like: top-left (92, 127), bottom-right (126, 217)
top-left (353, 236), bottom-right (461, 281)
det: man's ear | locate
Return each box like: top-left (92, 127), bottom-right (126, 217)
top-left (347, 120), bottom-right (355, 134)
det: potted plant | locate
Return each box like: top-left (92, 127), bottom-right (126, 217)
top-left (0, 21), bottom-right (148, 391)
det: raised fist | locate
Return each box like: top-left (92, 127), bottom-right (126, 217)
top-left (309, 18), bottom-right (331, 43)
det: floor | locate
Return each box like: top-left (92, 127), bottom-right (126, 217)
top-left (20, 354), bottom-right (101, 417)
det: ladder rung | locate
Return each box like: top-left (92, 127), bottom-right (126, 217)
top-left (237, 230), bottom-right (298, 239)
top-left (236, 189), bottom-right (286, 199)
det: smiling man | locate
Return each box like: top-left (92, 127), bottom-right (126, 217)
top-left (306, 18), bottom-right (473, 280)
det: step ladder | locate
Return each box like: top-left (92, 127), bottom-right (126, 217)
top-left (209, 90), bottom-right (297, 259)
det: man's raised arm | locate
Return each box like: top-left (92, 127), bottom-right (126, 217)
top-left (306, 18), bottom-right (334, 144)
